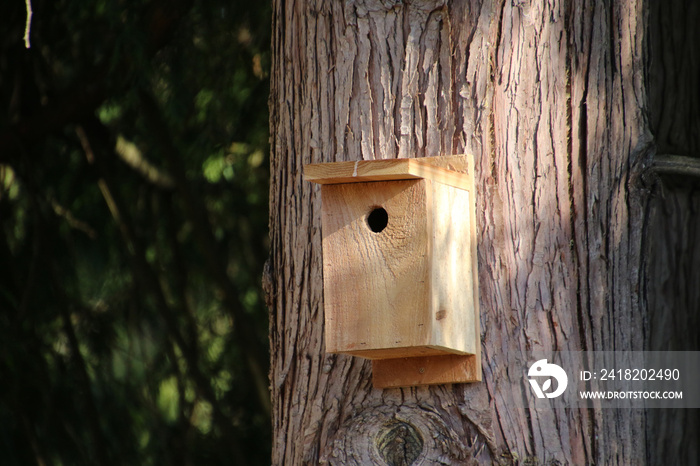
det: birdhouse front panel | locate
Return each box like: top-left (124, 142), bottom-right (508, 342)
top-left (321, 179), bottom-right (437, 359)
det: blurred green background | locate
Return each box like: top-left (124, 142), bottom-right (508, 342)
top-left (0, 0), bottom-right (271, 464)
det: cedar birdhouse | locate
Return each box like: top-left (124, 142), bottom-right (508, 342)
top-left (304, 156), bottom-right (481, 388)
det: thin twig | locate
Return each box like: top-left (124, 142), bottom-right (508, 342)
top-left (115, 135), bottom-right (175, 189)
top-left (24, 0), bottom-right (32, 48)
top-left (50, 197), bottom-right (98, 239)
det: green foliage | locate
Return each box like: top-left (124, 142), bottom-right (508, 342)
top-left (0, 0), bottom-right (271, 464)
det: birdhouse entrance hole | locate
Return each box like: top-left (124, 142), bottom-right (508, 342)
top-left (367, 207), bottom-right (388, 233)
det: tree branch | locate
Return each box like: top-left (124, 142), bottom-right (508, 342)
top-left (653, 154), bottom-right (700, 178)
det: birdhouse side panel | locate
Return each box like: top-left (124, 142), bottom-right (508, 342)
top-left (428, 180), bottom-right (477, 355)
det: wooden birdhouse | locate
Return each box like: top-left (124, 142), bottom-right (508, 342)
top-left (304, 156), bottom-right (481, 388)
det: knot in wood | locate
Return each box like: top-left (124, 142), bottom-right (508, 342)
top-left (376, 420), bottom-right (423, 466)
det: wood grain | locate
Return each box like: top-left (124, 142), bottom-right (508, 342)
top-left (320, 172), bottom-right (478, 361)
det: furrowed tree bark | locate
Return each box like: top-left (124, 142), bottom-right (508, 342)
top-left (266, 0), bottom-right (689, 464)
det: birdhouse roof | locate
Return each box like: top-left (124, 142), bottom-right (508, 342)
top-left (304, 155), bottom-right (473, 191)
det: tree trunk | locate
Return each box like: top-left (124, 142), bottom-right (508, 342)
top-left (267, 0), bottom-right (692, 464)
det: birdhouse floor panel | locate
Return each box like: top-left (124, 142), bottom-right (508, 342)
top-left (372, 354), bottom-right (481, 388)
